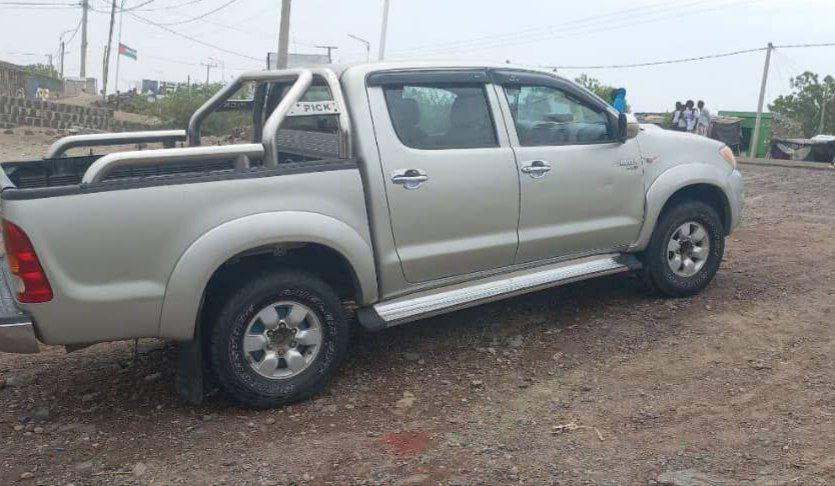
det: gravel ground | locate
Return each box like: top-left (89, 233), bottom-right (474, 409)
top-left (0, 129), bottom-right (833, 485)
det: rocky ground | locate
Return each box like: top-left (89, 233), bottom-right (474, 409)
top-left (0, 130), bottom-right (833, 485)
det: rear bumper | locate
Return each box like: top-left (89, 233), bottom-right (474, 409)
top-left (0, 256), bottom-right (39, 354)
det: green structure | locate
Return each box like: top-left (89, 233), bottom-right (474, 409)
top-left (718, 111), bottom-right (773, 158)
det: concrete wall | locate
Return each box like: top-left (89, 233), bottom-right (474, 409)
top-left (0, 95), bottom-right (144, 131)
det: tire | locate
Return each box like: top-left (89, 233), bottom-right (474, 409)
top-left (640, 199), bottom-right (725, 297)
top-left (207, 270), bottom-right (349, 408)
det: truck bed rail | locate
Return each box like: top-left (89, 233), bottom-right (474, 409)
top-left (45, 130), bottom-right (187, 159)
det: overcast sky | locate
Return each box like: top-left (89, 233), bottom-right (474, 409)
top-left (1, 0), bottom-right (833, 112)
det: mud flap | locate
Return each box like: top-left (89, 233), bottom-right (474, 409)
top-left (176, 338), bottom-right (205, 405)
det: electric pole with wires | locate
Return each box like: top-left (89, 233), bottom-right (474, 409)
top-left (201, 59), bottom-right (218, 87)
top-left (80, 0), bottom-right (89, 77)
top-left (276, 0), bottom-right (292, 69)
top-left (101, 0), bottom-right (118, 100)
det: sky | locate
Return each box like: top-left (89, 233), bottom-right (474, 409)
top-left (0, 0), bottom-right (833, 112)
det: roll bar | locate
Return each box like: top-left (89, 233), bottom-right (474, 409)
top-left (188, 67), bottom-right (353, 166)
top-left (77, 67), bottom-right (352, 183)
top-left (45, 130), bottom-right (187, 159)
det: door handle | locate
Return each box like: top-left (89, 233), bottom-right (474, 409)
top-left (521, 160), bottom-right (551, 178)
top-left (391, 169), bottom-right (429, 189)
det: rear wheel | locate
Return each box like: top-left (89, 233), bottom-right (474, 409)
top-left (640, 200), bottom-right (725, 297)
top-left (207, 270), bottom-right (349, 408)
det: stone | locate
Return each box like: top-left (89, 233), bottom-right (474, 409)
top-left (143, 372), bottom-right (162, 382)
top-left (471, 380), bottom-right (484, 388)
top-left (656, 469), bottom-right (728, 486)
top-left (81, 392), bottom-right (98, 403)
top-left (132, 462), bottom-right (148, 477)
top-left (395, 391), bottom-right (416, 410)
top-left (265, 417), bottom-right (276, 425)
top-left (2, 129), bottom-right (13, 135)
top-left (395, 473), bottom-right (431, 486)
top-left (31, 406), bottom-right (51, 422)
top-left (508, 335), bottom-right (524, 348)
top-left (19, 472), bottom-right (35, 480)
top-left (403, 352), bottom-right (421, 362)
top-left (75, 461), bottom-right (94, 473)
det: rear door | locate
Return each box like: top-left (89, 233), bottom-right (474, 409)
top-left (492, 70), bottom-right (645, 264)
top-left (366, 70), bottom-right (520, 283)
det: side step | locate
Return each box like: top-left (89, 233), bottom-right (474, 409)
top-left (364, 253), bottom-right (640, 328)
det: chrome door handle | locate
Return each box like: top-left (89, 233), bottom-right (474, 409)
top-left (391, 169), bottom-right (429, 189)
top-left (521, 160), bottom-right (551, 178)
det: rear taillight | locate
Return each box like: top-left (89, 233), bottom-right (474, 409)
top-left (2, 219), bottom-right (53, 303)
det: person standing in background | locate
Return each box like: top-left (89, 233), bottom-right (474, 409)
top-left (684, 100), bottom-right (696, 132)
top-left (671, 101), bottom-right (683, 130)
top-left (611, 88), bottom-right (627, 113)
top-left (696, 100), bottom-right (711, 135)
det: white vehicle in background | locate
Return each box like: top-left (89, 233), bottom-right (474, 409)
top-left (0, 62), bottom-right (743, 408)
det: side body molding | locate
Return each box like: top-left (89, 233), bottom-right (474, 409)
top-left (158, 211), bottom-right (377, 340)
top-left (631, 163), bottom-right (734, 251)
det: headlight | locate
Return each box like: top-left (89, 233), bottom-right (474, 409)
top-left (719, 145), bottom-right (737, 169)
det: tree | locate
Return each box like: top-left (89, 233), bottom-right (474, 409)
top-left (24, 63), bottom-right (59, 79)
top-left (769, 71), bottom-right (835, 137)
top-left (574, 74), bottom-right (629, 112)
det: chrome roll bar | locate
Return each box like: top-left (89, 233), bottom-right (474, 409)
top-left (188, 67), bottom-right (353, 166)
top-left (45, 130), bottom-right (187, 159)
top-left (81, 144), bottom-right (264, 184)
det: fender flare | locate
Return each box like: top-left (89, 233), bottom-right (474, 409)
top-left (631, 163), bottom-right (733, 250)
top-left (158, 211), bottom-right (377, 340)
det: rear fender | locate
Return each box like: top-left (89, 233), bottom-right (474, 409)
top-left (158, 211), bottom-right (377, 340)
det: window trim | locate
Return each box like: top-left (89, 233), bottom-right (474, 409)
top-left (381, 81), bottom-right (501, 151)
top-left (490, 69), bottom-right (619, 147)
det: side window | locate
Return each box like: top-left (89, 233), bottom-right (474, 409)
top-left (503, 85), bottom-right (613, 146)
top-left (383, 84), bottom-right (498, 150)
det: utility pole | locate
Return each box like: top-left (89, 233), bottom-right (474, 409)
top-left (750, 42), bottom-right (773, 158)
top-left (818, 95), bottom-right (832, 134)
top-left (315, 45), bottom-right (338, 64)
top-left (276, 0), bottom-right (292, 69)
top-left (378, 0), bottom-right (390, 61)
top-left (59, 41), bottom-right (65, 78)
top-left (114, 0), bottom-right (126, 93)
top-left (348, 34), bottom-right (370, 62)
top-left (101, 0), bottom-right (118, 101)
top-left (80, 0), bottom-right (89, 78)
top-left (201, 60), bottom-right (217, 87)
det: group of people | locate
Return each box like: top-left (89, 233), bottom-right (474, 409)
top-left (671, 100), bottom-right (711, 135)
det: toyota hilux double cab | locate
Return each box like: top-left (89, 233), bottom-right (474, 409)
top-left (0, 62), bottom-right (743, 408)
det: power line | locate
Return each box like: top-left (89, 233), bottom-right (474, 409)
top-left (774, 42), bottom-right (835, 49)
top-left (392, 0), bottom-right (711, 56)
top-left (153, 0), bottom-right (239, 25)
top-left (394, 0), bottom-right (760, 58)
top-left (551, 46), bottom-right (767, 70)
top-left (126, 10), bottom-right (262, 62)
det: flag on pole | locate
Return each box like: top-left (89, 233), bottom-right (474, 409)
top-left (118, 43), bottom-right (137, 60)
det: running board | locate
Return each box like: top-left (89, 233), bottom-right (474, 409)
top-left (365, 253), bottom-right (640, 328)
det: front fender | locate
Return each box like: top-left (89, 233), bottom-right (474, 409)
top-left (631, 163), bottom-right (733, 250)
top-left (158, 211), bottom-right (377, 340)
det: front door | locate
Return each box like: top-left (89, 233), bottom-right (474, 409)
top-left (367, 71), bottom-right (520, 283)
top-left (493, 71), bottom-right (645, 264)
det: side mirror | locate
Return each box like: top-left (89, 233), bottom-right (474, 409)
top-left (617, 113), bottom-right (628, 143)
top-left (616, 112), bottom-right (640, 143)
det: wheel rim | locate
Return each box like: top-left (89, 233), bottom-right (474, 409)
top-left (242, 300), bottom-right (323, 380)
top-left (666, 221), bottom-right (710, 277)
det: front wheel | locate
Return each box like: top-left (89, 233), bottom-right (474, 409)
top-left (207, 270), bottom-right (350, 408)
top-left (640, 200), bottom-right (725, 297)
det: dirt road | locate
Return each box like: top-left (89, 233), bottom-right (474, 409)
top-left (1, 130), bottom-right (833, 485)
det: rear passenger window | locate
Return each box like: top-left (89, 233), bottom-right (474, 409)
top-left (383, 84), bottom-right (497, 150)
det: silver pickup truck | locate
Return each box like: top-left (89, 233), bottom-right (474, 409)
top-left (0, 63), bottom-right (743, 408)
